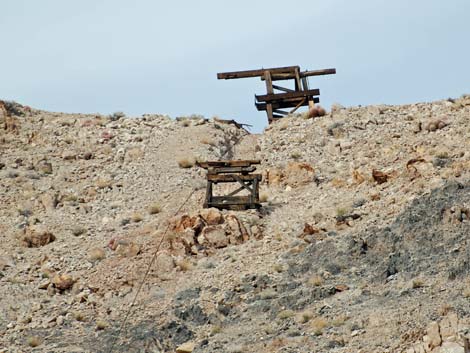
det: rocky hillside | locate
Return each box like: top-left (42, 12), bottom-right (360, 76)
top-left (0, 96), bottom-right (469, 353)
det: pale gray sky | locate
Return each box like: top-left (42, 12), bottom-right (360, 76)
top-left (1, 0), bottom-right (469, 131)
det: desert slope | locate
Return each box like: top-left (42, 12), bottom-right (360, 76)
top-left (0, 96), bottom-right (470, 353)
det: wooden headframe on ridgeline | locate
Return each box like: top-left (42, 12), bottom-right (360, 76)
top-left (217, 66), bottom-right (336, 124)
top-left (197, 160), bottom-right (261, 210)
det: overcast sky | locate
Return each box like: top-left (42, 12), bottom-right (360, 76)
top-left (1, 0), bottom-right (469, 131)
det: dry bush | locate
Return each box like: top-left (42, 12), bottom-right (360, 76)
top-left (176, 258), bottom-right (192, 272)
top-left (177, 158), bottom-right (195, 169)
top-left (259, 191), bottom-right (269, 203)
top-left (412, 278), bottom-right (425, 289)
top-left (96, 178), bottom-right (113, 189)
top-left (277, 310), bottom-right (295, 320)
top-left (200, 138), bottom-right (216, 146)
top-left (311, 317), bottom-right (328, 335)
top-left (96, 319), bottom-right (109, 330)
top-left (290, 151), bottom-right (301, 159)
top-left (27, 336), bottom-right (42, 348)
top-left (148, 203), bottom-right (161, 215)
top-left (336, 207), bottom-right (349, 217)
top-left (297, 311), bottom-right (314, 324)
top-left (131, 213), bottom-right (143, 223)
top-left (308, 275), bottom-right (324, 287)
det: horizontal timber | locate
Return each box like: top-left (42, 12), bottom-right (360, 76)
top-left (207, 166), bottom-right (256, 174)
top-left (256, 97), bottom-right (319, 111)
top-left (217, 66), bottom-right (299, 80)
top-left (198, 160), bottom-right (260, 169)
top-left (261, 68), bottom-right (336, 81)
top-left (207, 174), bottom-right (262, 182)
top-left (256, 89), bottom-right (320, 103)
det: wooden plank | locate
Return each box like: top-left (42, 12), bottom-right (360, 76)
top-left (294, 67), bottom-right (301, 91)
top-left (264, 70), bottom-right (274, 123)
top-left (198, 160), bottom-right (260, 169)
top-left (217, 66), bottom-right (299, 80)
top-left (272, 84), bottom-right (294, 93)
top-left (207, 166), bottom-right (256, 174)
top-left (256, 89), bottom-right (320, 103)
top-left (204, 181), bottom-right (213, 208)
top-left (211, 196), bottom-right (252, 204)
top-left (273, 109), bottom-right (288, 115)
top-left (252, 177), bottom-right (259, 203)
top-left (301, 77), bottom-right (309, 91)
top-left (227, 184), bottom-right (251, 197)
top-left (233, 175), bottom-right (254, 193)
top-left (289, 98), bottom-right (307, 114)
top-left (207, 174), bottom-right (262, 182)
top-left (207, 203), bottom-right (260, 210)
top-left (256, 97), bottom-right (319, 111)
top-left (301, 68), bottom-right (336, 77)
top-left (261, 68), bottom-right (336, 81)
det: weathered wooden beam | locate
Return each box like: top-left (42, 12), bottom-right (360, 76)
top-left (217, 66), bottom-right (299, 80)
top-left (301, 68), bottom-right (336, 77)
top-left (261, 68), bottom-right (336, 81)
top-left (210, 196), bottom-right (253, 204)
top-left (289, 98), bottom-right (307, 114)
top-left (272, 84), bottom-right (294, 93)
top-left (273, 109), bottom-right (288, 115)
top-left (233, 175), bottom-right (254, 193)
top-left (207, 166), bottom-right (256, 174)
top-left (256, 89), bottom-right (320, 103)
top-left (227, 183), bottom-right (252, 197)
top-left (198, 160), bottom-right (260, 169)
top-left (204, 181), bottom-right (213, 208)
top-left (207, 174), bottom-right (262, 182)
top-left (255, 97), bottom-right (319, 111)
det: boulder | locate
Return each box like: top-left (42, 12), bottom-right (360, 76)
top-left (176, 341), bottom-right (195, 353)
top-left (199, 208), bottom-right (224, 225)
top-left (21, 226), bottom-right (56, 247)
top-left (201, 226), bottom-right (228, 248)
top-left (52, 274), bottom-right (75, 291)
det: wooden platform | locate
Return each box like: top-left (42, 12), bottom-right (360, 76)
top-left (217, 66), bottom-right (336, 123)
top-left (197, 160), bottom-right (262, 210)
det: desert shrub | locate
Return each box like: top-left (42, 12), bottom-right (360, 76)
top-left (177, 158), bottom-right (195, 168)
top-left (148, 203), bottom-right (161, 215)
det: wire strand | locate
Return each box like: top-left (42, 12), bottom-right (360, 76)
top-left (107, 188), bottom-right (196, 353)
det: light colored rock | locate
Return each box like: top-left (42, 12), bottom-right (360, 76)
top-left (201, 226), bottom-right (228, 248)
top-left (176, 341), bottom-right (195, 353)
top-left (21, 226), bottom-right (55, 248)
top-left (114, 240), bottom-right (141, 257)
top-left (440, 313), bottom-right (459, 341)
top-left (40, 193), bottom-right (58, 210)
top-left (427, 321), bottom-right (442, 349)
top-left (439, 342), bottom-right (464, 353)
top-left (155, 252), bottom-right (175, 279)
top-left (52, 274), bottom-right (75, 291)
top-left (199, 208), bottom-right (223, 225)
